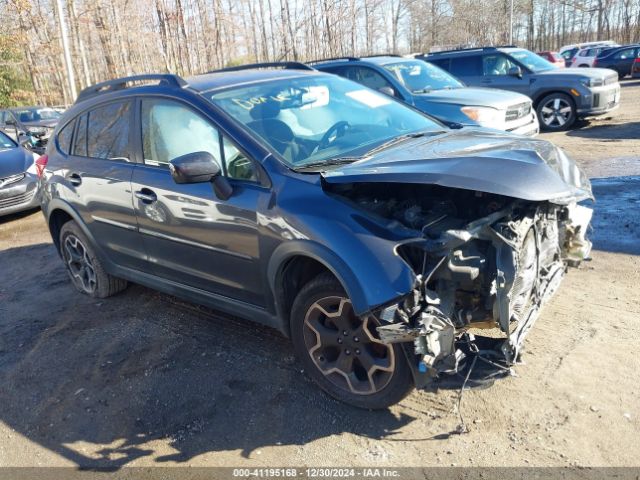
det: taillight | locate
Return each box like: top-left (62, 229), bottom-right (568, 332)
top-left (35, 154), bottom-right (48, 178)
top-left (593, 59), bottom-right (597, 67)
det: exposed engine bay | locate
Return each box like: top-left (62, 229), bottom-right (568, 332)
top-left (329, 182), bottom-right (593, 382)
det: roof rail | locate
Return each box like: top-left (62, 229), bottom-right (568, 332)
top-left (359, 53), bottom-right (403, 58)
top-left (307, 56), bottom-right (360, 64)
top-left (75, 74), bottom-right (187, 103)
top-left (209, 62), bottom-right (315, 73)
top-left (425, 46), bottom-right (501, 56)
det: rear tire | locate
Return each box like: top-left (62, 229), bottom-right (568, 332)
top-left (59, 221), bottom-right (127, 298)
top-left (290, 273), bottom-right (413, 409)
top-left (536, 92), bottom-right (576, 131)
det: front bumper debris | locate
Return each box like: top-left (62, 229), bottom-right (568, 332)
top-left (376, 200), bottom-right (593, 386)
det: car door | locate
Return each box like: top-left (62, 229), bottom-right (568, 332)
top-left (63, 100), bottom-right (146, 270)
top-left (612, 47), bottom-right (637, 76)
top-left (131, 97), bottom-right (265, 306)
top-left (479, 53), bottom-right (530, 95)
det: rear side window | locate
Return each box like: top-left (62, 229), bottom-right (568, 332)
top-left (428, 58), bottom-right (450, 70)
top-left (73, 114), bottom-right (88, 157)
top-left (450, 55), bottom-right (482, 76)
top-left (57, 119), bottom-right (75, 154)
top-left (86, 101), bottom-right (131, 160)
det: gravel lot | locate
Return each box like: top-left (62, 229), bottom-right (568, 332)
top-left (0, 80), bottom-right (639, 470)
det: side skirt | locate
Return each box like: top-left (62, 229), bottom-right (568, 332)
top-left (110, 264), bottom-right (289, 337)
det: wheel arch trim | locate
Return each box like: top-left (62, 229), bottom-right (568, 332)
top-left (268, 240), bottom-right (382, 321)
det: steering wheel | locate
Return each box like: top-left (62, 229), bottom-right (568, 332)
top-left (317, 121), bottom-right (351, 150)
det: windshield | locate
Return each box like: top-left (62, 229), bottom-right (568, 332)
top-left (11, 107), bottom-right (61, 123)
top-left (0, 131), bottom-right (16, 148)
top-left (383, 60), bottom-right (464, 92)
top-left (508, 49), bottom-right (556, 72)
top-left (208, 75), bottom-right (443, 168)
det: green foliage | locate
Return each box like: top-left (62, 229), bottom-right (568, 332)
top-left (0, 34), bottom-right (34, 107)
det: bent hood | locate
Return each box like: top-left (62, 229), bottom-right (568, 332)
top-left (322, 129), bottom-right (592, 204)
top-left (417, 87), bottom-right (530, 110)
top-left (0, 147), bottom-right (33, 178)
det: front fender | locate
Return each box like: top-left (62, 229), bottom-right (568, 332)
top-left (413, 99), bottom-right (476, 127)
top-left (267, 238), bottom-right (415, 318)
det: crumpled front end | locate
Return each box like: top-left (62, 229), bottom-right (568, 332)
top-left (328, 180), bottom-right (593, 384)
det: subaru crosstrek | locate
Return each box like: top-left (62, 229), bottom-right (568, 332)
top-left (39, 64), bottom-right (593, 409)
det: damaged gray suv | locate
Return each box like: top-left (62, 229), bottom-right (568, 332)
top-left (40, 64), bottom-right (593, 409)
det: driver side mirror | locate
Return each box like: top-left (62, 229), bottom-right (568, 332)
top-left (169, 151), bottom-right (233, 200)
top-left (5, 118), bottom-right (16, 126)
top-left (508, 66), bottom-right (523, 78)
top-left (378, 86), bottom-right (396, 97)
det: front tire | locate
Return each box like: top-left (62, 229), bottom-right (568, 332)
top-left (59, 221), bottom-right (128, 298)
top-left (536, 92), bottom-right (576, 131)
top-left (290, 273), bottom-right (413, 409)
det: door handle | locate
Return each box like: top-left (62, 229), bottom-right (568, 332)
top-left (68, 172), bottom-right (82, 186)
top-left (134, 189), bottom-right (157, 203)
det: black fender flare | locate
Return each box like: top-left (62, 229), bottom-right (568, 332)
top-left (267, 240), bottom-right (370, 319)
top-left (267, 240), bottom-right (415, 318)
top-left (44, 199), bottom-right (112, 268)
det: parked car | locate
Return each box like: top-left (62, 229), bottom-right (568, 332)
top-left (0, 130), bottom-right (40, 216)
top-left (39, 66), bottom-right (593, 408)
top-left (313, 55), bottom-right (539, 136)
top-left (0, 106), bottom-right (62, 154)
top-left (537, 51), bottom-right (564, 68)
top-left (569, 45), bottom-right (617, 68)
top-left (593, 44), bottom-right (640, 78)
top-left (559, 40), bottom-right (617, 67)
top-left (632, 57), bottom-right (640, 78)
top-left (421, 46), bottom-right (620, 131)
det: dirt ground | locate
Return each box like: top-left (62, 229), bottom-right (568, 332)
top-left (0, 80), bottom-right (639, 471)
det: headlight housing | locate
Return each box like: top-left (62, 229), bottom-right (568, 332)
top-left (580, 78), bottom-right (603, 88)
top-left (460, 106), bottom-right (502, 126)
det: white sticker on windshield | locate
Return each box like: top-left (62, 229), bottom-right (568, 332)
top-left (345, 89), bottom-right (392, 108)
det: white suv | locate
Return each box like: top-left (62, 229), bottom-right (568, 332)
top-left (570, 45), bottom-right (617, 68)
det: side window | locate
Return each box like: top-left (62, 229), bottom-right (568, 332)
top-left (614, 48), bottom-right (634, 60)
top-left (222, 136), bottom-right (258, 182)
top-left (482, 54), bottom-right (517, 75)
top-left (428, 58), bottom-right (450, 71)
top-left (141, 99), bottom-right (222, 168)
top-left (73, 113), bottom-right (88, 157)
top-left (0, 111), bottom-right (6, 124)
top-left (450, 56), bottom-right (482, 76)
top-left (57, 119), bottom-right (75, 155)
top-left (354, 67), bottom-right (397, 96)
top-left (86, 101), bottom-right (131, 160)
top-left (335, 66), bottom-right (359, 82)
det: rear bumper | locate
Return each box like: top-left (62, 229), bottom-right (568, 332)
top-left (0, 173), bottom-right (40, 216)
